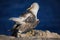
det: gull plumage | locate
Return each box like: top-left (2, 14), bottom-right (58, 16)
top-left (9, 2), bottom-right (40, 37)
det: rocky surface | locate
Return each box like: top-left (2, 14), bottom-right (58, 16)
top-left (0, 30), bottom-right (60, 40)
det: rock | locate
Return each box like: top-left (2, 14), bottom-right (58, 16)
top-left (0, 30), bottom-right (60, 40)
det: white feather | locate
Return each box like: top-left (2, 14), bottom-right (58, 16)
top-left (27, 2), bottom-right (39, 19)
top-left (9, 13), bottom-right (31, 24)
top-left (9, 2), bottom-right (39, 24)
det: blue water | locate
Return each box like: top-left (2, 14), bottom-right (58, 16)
top-left (0, 0), bottom-right (60, 35)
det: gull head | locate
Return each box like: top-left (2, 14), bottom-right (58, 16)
top-left (27, 2), bottom-right (40, 19)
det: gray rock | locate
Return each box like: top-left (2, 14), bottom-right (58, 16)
top-left (0, 30), bottom-right (60, 40)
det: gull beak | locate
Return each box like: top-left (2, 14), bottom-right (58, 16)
top-left (27, 5), bottom-right (33, 10)
top-left (27, 7), bottom-right (32, 10)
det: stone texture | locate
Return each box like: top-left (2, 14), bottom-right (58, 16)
top-left (0, 30), bottom-right (60, 40)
